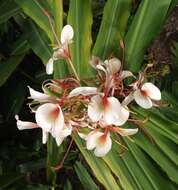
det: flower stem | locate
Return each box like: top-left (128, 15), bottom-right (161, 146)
top-left (53, 138), bottom-right (74, 171)
top-left (67, 58), bottom-right (80, 82)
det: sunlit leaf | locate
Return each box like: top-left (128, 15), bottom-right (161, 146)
top-left (93, 0), bottom-right (132, 60)
top-left (68, 0), bottom-right (93, 78)
top-left (125, 0), bottom-right (172, 71)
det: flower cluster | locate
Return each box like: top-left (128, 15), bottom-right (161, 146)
top-left (15, 25), bottom-right (161, 157)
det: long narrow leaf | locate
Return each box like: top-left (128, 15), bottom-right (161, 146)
top-left (93, 0), bottom-right (132, 59)
top-left (0, 0), bottom-right (20, 24)
top-left (125, 0), bottom-right (172, 71)
top-left (50, 0), bottom-right (69, 78)
top-left (74, 136), bottom-right (121, 190)
top-left (24, 20), bottom-right (52, 64)
top-left (15, 0), bottom-right (53, 41)
top-left (68, 0), bottom-right (93, 78)
top-left (74, 161), bottom-right (99, 190)
top-left (0, 37), bottom-right (29, 87)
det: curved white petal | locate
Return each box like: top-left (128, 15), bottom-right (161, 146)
top-left (141, 82), bottom-right (161, 101)
top-left (51, 114), bottom-right (64, 138)
top-left (15, 115), bottom-right (38, 130)
top-left (62, 125), bottom-right (72, 138)
top-left (42, 131), bottom-right (49, 144)
top-left (55, 136), bottom-right (64, 146)
top-left (113, 106), bottom-right (129, 126)
top-left (106, 58), bottom-right (121, 74)
top-left (35, 103), bottom-right (64, 132)
top-left (134, 89), bottom-right (152, 109)
top-left (86, 131), bottom-right (103, 150)
top-left (120, 70), bottom-right (133, 79)
top-left (122, 93), bottom-right (134, 106)
top-left (46, 58), bottom-right (54, 75)
top-left (61, 25), bottom-right (74, 44)
top-left (68, 87), bottom-right (97, 98)
top-left (88, 95), bottom-right (103, 122)
top-left (103, 97), bottom-right (121, 125)
top-left (94, 133), bottom-right (112, 157)
top-left (28, 86), bottom-right (50, 102)
top-left (117, 127), bottom-right (138, 136)
top-left (78, 132), bottom-right (87, 140)
top-left (55, 125), bottom-right (72, 146)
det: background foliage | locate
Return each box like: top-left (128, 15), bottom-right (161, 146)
top-left (0, 0), bottom-right (178, 189)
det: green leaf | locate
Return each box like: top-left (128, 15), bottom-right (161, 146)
top-left (5, 81), bottom-right (27, 121)
top-left (24, 20), bottom-right (52, 64)
top-left (0, 37), bottom-right (29, 87)
top-left (125, 0), bottom-right (172, 71)
top-left (134, 131), bottom-right (178, 185)
top-left (132, 107), bottom-right (178, 184)
top-left (46, 135), bottom-right (64, 184)
top-left (74, 161), bottom-right (99, 190)
top-left (68, 0), bottom-right (93, 78)
top-left (124, 139), bottom-right (177, 190)
top-left (133, 107), bottom-right (178, 143)
top-left (159, 106), bottom-right (178, 123)
top-left (74, 135), bottom-right (121, 190)
top-left (49, 0), bottom-right (69, 78)
top-left (167, 0), bottom-right (178, 15)
top-left (103, 148), bottom-right (137, 190)
top-left (0, 0), bottom-right (20, 24)
top-left (15, 0), bottom-right (53, 41)
top-left (50, 0), bottom-right (63, 38)
top-left (64, 180), bottom-right (72, 190)
top-left (0, 173), bottom-right (23, 189)
top-left (93, 0), bottom-right (132, 60)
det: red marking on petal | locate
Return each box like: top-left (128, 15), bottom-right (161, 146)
top-left (50, 107), bottom-right (60, 120)
top-left (98, 134), bottom-right (107, 144)
top-left (102, 96), bottom-right (109, 108)
top-left (140, 89), bottom-right (148, 97)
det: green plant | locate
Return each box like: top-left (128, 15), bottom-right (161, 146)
top-left (0, 0), bottom-right (178, 189)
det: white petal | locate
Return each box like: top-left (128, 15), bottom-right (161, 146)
top-left (51, 106), bottom-right (64, 138)
top-left (28, 86), bottom-right (51, 102)
top-left (106, 58), bottom-right (121, 74)
top-left (35, 103), bottom-right (64, 132)
top-left (113, 106), bottom-right (129, 126)
top-left (78, 132), bottom-right (87, 140)
top-left (55, 125), bottom-right (72, 146)
top-left (55, 136), bottom-right (64, 146)
top-left (88, 95), bottom-right (103, 122)
top-left (134, 89), bottom-right (152, 109)
top-left (122, 93), bottom-right (134, 106)
top-left (141, 82), bottom-right (161, 101)
top-left (42, 131), bottom-right (49, 144)
top-left (15, 115), bottom-right (38, 130)
top-left (116, 127), bottom-right (138, 136)
top-left (61, 25), bottom-right (74, 44)
top-left (94, 133), bottom-right (112, 157)
top-left (46, 58), bottom-right (54, 75)
top-left (61, 125), bottom-right (72, 138)
top-left (103, 97), bottom-right (121, 125)
top-left (86, 131), bottom-right (103, 150)
top-left (68, 87), bottom-right (97, 98)
top-left (120, 70), bottom-right (133, 79)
